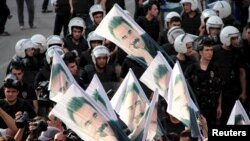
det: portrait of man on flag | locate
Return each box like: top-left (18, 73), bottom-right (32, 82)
top-left (140, 51), bottom-right (172, 100)
top-left (67, 96), bottom-right (118, 141)
top-left (95, 4), bottom-right (161, 67)
top-left (51, 84), bottom-right (129, 141)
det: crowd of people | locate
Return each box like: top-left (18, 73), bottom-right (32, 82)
top-left (0, 0), bottom-right (250, 141)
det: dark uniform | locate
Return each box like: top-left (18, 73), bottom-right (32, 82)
top-left (72, 0), bottom-right (94, 27)
top-left (33, 61), bottom-right (52, 117)
top-left (0, 0), bottom-right (10, 35)
top-left (81, 64), bottom-right (118, 97)
top-left (181, 10), bottom-right (201, 35)
top-left (105, 0), bottom-right (125, 13)
top-left (136, 16), bottom-right (160, 41)
top-left (79, 50), bottom-right (93, 69)
top-left (120, 57), bottom-right (153, 99)
top-left (185, 62), bottom-right (221, 127)
top-left (241, 39), bottom-right (250, 116)
top-left (85, 24), bottom-right (97, 38)
top-left (53, 0), bottom-right (70, 36)
top-left (171, 55), bottom-right (198, 72)
top-left (63, 35), bottom-right (88, 56)
top-left (158, 29), bottom-right (169, 46)
top-left (212, 45), bottom-right (245, 124)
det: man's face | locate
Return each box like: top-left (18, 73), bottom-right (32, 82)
top-left (231, 36), bottom-right (239, 47)
top-left (4, 87), bottom-right (19, 103)
top-left (67, 62), bottom-right (78, 76)
top-left (200, 46), bottom-right (213, 61)
top-left (11, 69), bottom-right (24, 81)
top-left (209, 27), bottom-right (220, 36)
top-left (148, 4), bottom-right (159, 17)
top-left (169, 21), bottom-right (181, 29)
top-left (113, 22), bottom-right (145, 49)
top-left (72, 28), bottom-right (82, 40)
top-left (25, 48), bottom-right (35, 57)
top-left (90, 40), bottom-right (103, 49)
top-left (73, 104), bottom-right (115, 139)
top-left (183, 3), bottom-right (192, 13)
top-left (185, 42), bottom-right (193, 56)
top-left (95, 56), bottom-right (108, 69)
top-left (93, 13), bottom-right (103, 25)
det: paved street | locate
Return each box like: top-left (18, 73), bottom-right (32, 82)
top-left (0, 1), bottom-right (135, 86)
top-left (0, 0), bottom-right (55, 85)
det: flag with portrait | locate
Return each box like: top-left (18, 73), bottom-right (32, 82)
top-left (227, 100), bottom-right (250, 125)
top-left (86, 74), bottom-right (118, 121)
top-left (48, 50), bottom-right (76, 102)
top-left (51, 83), bottom-right (129, 141)
top-left (167, 61), bottom-right (201, 137)
top-left (129, 89), bottom-right (164, 141)
top-left (140, 51), bottom-right (172, 100)
top-left (111, 69), bottom-right (149, 131)
top-left (95, 4), bottom-right (162, 67)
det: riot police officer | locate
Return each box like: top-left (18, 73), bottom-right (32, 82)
top-left (213, 26), bottom-right (246, 125)
top-left (63, 17), bottom-right (88, 56)
top-left (79, 31), bottom-right (105, 69)
top-left (85, 4), bottom-right (105, 36)
top-left (185, 37), bottom-right (222, 127)
top-left (81, 45), bottom-right (118, 96)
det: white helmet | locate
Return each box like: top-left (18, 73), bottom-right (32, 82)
top-left (164, 12), bottom-right (181, 28)
top-left (15, 39), bottom-right (38, 58)
top-left (220, 26), bottom-right (240, 46)
top-left (200, 9), bottom-right (217, 25)
top-left (164, 12), bottom-right (181, 23)
top-left (45, 45), bottom-right (65, 64)
top-left (31, 34), bottom-right (47, 53)
top-left (68, 17), bottom-right (86, 35)
top-left (174, 34), bottom-right (194, 53)
top-left (212, 1), bottom-right (231, 19)
top-left (167, 26), bottom-right (185, 44)
top-left (15, 38), bottom-right (27, 57)
top-left (91, 45), bottom-right (110, 64)
top-left (89, 4), bottom-right (105, 22)
top-left (87, 31), bottom-right (105, 50)
top-left (206, 15), bottom-right (224, 34)
top-left (180, 0), bottom-right (198, 11)
top-left (46, 35), bottom-right (63, 48)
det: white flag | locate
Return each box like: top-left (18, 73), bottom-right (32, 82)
top-left (129, 89), bottom-right (163, 141)
top-left (51, 83), bottom-right (129, 141)
top-left (86, 74), bottom-right (118, 121)
top-left (95, 4), bottom-right (160, 67)
top-left (140, 51), bottom-right (172, 100)
top-left (111, 69), bottom-right (149, 131)
top-left (48, 50), bottom-right (75, 102)
top-left (227, 100), bottom-right (250, 125)
top-left (167, 61), bottom-right (200, 137)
